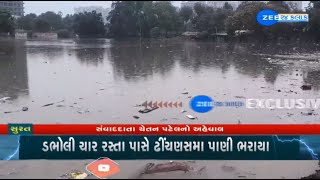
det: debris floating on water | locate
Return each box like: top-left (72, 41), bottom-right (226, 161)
top-left (57, 170), bottom-right (88, 179)
top-left (186, 114), bottom-right (196, 119)
top-left (139, 107), bottom-right (159, 114)
top-left (197, 166), bottom-right (206, 175)
top-left (181, 91), bottom-right (188, 95)
top-left (133, 115), bottom-right (140, 119)
top-left (0, 97), bottom-right (10, 101)
top-left (181, 109), bottom-right (187, 113)
top-left (301, 85), bottom-right (312, 90)
top-left (141, 161), bottom-right (192, 175)
top-left (234, 96), bottom-right (246, 99)
top-left (42, 100), bottom-right (64, 107)
top-left (221, 165), bottom-right (235, 172)
top-left (77, 110), bottom-right (90, 114)
top-left (22, 107), bottom-right (28, 111)
top-left (301, 111), bottom-right (313, 116)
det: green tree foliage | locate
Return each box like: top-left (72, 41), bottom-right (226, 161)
top-left (0, 9), bottom-right (14, 34)
top-left (16, 12), bottom-right (64, 32)
top-left (62, 14), bottom-right (75, 31)
top-left (179, 6), bottom-right (193, 22)
top-left (225, 1), bottom-right (309, 40)
top-left (72, 11), bottom-right (105, 37)
top-left (16, 13), bottom-right (37, 30)
top-left (107, 1), bottom-right (138, 37)
top-left (193, 3), bottom-right (206, 17)
top-left (107, 1), bottom-right (182, 38)
top-left (262, 1), bottom-right (295, 39)
top-left (223, 2), bottom-right (233, 11)
top-left (33, 18), bottom-right (51, 32)
top-left (305, 1), bottom-right (320, 39)
top-left (225, 1), bottom-right (267, 35)
top-left (191, 3), bottom-right (234, 33)
top-left (57, 29), bottom-right (72, 38)
top-left (37, 11), bottom-right (64, 31)
top-left (153, 1), bottom-right (182, 36)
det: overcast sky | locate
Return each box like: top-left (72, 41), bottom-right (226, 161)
top-left (24, 1), bottom-right (182, 16)
top-left (24, 1), bottom-right (310, 16)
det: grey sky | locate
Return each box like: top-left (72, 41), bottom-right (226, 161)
top-left (24, 1), bottom-right (182, 16)
top-left (24, 1), bottom-right (310, 16)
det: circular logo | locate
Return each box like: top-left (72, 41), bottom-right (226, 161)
top-left (190, 95), bottom-right (214, 113)
top-left (256, 9), bottom-right (278, 26)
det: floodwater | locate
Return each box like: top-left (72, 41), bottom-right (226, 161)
top-left (1, 38), bottom-right (320, 124)
top-left (1, 39), bottom-right (320, 179)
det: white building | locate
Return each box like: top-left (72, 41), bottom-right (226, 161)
top-left (0, 1), bottom-right (24, 18)
top-left (74, 6), bottom-right (111, 23)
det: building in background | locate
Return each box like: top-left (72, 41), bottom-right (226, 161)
top-left (74, 6), bottom-right (111, 23)
top-left (0, 1), bottom-right (24, 17)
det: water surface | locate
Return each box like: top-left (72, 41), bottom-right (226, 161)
top-left (1, 39), bottom-right (320, 124)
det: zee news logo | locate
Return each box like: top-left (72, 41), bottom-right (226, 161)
top-left (257, 9), bottom-right (309, 26)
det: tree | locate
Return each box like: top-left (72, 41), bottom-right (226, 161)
top-left (0, 10), bottom-right (14, 34)
top-left (263, 1), bottom-right (296, 40)
top-left (223, 2), bottom-right (233, 11)
top-left (179, 6), bottom-right (193, 22)
top-left (305, 1), bottom-right (320, 40)
top-left (267, 1), bottom-right (290, 13)
top-left (225, 1), bottom-right (267, 35)
top-left (107, 1), bottom-right (182, 38)
top-left (72, 11), bottom-right (105, 37)
top-left (194, 3), bottom-right (207, 17)
top-left (153, 1), bottom-right (182, 36)
top-left (16, 13), bottom-right (37, 30)
top-left (138, 1), bottom-right (158, 37)
top-left (38, 11), bottom-right (64, 31)
top-left (33, 18), bottom-right (51, 32)
top-left (62, 14), bottom-right (74, 31)
top-left (191, 3), bottom-right (234, 34)
top-left (107, 1), bottom-right (141, 37)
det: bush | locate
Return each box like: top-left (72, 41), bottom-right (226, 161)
top-left (57, 29), bottom-right (72, 38)
top-left (150, 27), bottom-right (160, 38)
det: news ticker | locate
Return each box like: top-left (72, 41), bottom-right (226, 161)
top-left (3, 124), bottom-right (320, 135)
top-left (0, 135), bottom-right (319, 160)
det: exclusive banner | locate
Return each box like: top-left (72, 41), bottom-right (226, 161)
top-left (1, 135), bottom-right (319, 160)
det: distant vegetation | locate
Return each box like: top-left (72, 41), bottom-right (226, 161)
top-left (0, 9), bottom-right (14, 34)
top-left (0, 1), bottom-right (319, 41)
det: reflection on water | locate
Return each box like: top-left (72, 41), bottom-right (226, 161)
top-left (0, 40), bottom-right (28, 100)
top-left (1, 39), bottom-right (320, 124)
top-left (75, 48), bottom-right (105, 66)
